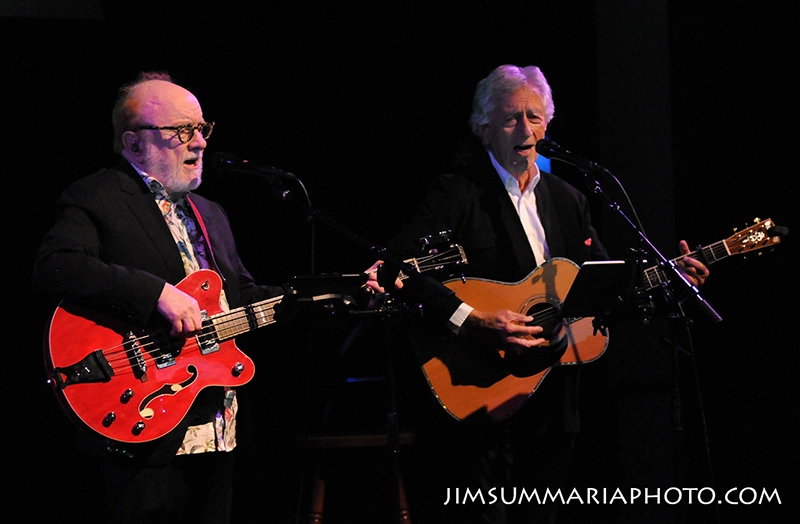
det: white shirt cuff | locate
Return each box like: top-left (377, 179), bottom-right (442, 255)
top-left (448, 302), bottom-right (474, 334)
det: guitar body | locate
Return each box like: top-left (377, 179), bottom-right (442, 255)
top-left (44, 270), bottom-right (256, 443)
top-left (417, 258), bottom-right (609, 423)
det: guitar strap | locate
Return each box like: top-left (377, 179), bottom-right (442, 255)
top-left (187, 196), bottom-right (227, 286)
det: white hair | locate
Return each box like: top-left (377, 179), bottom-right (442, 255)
top-left (469, 65), bottom-right (555, 136)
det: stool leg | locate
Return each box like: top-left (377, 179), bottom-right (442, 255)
top-left (308, 467), bottom-right (325, 524)
top-left (397, 473), bottom-right (411, 523)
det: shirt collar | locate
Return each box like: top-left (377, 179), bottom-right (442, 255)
top-left (488, 150), bottom-right (541, 196)
top-left (128, 161), bottom-right (185, 203)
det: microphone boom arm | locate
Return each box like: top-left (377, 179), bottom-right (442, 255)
top-left (536, 139), bottom-right (722, 324)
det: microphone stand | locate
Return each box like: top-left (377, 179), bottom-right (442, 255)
top-left (572, 162), bottom-right (721, 325)
top-left (236, 166), bottom-right (418, 522)
top-left (536, 140), bottom-right (720, 323)
top-left (557, 157), bottom-right (721, 495)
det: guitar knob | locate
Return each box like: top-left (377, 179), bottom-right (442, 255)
top-left (102, 412), bottom-right (117, 427)
top-left (120, 389), bottom-right (134, 403)
top-left (232, 363), bottom-right (245, 377)
top-left (132, 421), bottom-right (146, 436)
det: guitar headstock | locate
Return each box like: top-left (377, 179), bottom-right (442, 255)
top-left (413, 244), bottom-right (469, 274)
top-left (725, 218), bottom-right (783, 257)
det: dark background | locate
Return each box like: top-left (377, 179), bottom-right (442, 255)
top-left (3, 1), bottom-right (796, 522)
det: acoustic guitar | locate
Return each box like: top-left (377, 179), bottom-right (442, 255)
top-left (418, 218), bottom-right (783, 422)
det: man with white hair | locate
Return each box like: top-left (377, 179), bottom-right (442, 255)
top-left (371, 64), bottom-right (708, 523)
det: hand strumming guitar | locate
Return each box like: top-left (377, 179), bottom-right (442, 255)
top-left (157, 282), bottom-right (204, 336)
top-left (459, 309), bottom-right (546, 356)
top-left (365, 260), bottom-right (547, 356)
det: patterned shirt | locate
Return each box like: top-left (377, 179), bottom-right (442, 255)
top-left (134, 167), bottom-right (237, 454)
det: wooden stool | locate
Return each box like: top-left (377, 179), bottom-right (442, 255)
top-left (302, 431), bottom-right (415, 523)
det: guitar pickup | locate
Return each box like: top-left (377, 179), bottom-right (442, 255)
top-left (146, 330), bottom-right (178, 370)
top-left (198, 311), bottom-right (221, 355)
top-left (51, 349), bottom-right (114, 389)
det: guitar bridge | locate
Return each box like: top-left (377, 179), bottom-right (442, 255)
top-left (125, 331), bottom-right (149, 379)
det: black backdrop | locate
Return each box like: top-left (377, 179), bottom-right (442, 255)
top-left (4, 2), bottom-right (796, 523)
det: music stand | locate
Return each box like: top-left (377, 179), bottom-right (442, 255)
top-left (287, 273), bottom-right (367, 301)
top-left (560, 260), bottom-right (633, 330)
top-left (277, 273), bottom-right (368, 326)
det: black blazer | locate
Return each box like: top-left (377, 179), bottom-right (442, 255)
top-left (388, 151), bottom-right (608, 322)
top-left (34, 161), bottom-right (282, 323)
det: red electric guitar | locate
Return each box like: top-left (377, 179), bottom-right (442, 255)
top-left (44, 245), bottom-right (467, 443)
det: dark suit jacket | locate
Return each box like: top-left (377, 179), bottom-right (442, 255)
top-left (33, 161), bottom-right (283, 464)
top-left (389, 150), bottom-right (608, 323)
top-left (387, 151), bottom-right (609, 432)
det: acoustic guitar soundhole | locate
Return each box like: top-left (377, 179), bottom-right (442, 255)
top-left (501, 300), bottom-right (568, 377)
top-left (525, 301), bottom-right (564, 342)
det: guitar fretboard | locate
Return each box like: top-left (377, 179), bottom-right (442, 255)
top-left (210, 295), bottom-right (283, 341)
top-left (641, 240), bottom-right (729, 290)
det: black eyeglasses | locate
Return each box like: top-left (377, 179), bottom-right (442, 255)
top-left (133, 122), bottom-right (215, 143)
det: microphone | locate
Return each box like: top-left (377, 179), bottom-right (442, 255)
top-left (535, 139), bottom-right (598, 174)
top-left (211, 152), bottom-right (296, 179)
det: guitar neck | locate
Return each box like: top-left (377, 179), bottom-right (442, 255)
top-left (205, 243), bottom-right (468, 340)
top-left (209, 295), bottom-right (284, 341)
top-left (641, 240), bottom-right (729, 290)
top-left (376, 244), bottom-right (468, 282)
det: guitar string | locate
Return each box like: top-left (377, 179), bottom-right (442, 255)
top-left (61, 245), bottom-right (462, 374)
top-left (101, 312), bottom-right (278, 375)
top-left (640, 238), bottom-right (735, 288)
top-left (98, 299), bottom-right (280, 376)
top-left (101, 293), bottom-right (568, 373)
top-left (103, 242), bottom-right (698, 372)
top-left (98, 239), bottom-right (653, 373)
top-left (521, 236), bottom-right (734, 327)
top-left (365, 249), bottom-right (465, 280)
top-left (92, 251), bottom-right (462, 375)
top-left (68, 231), bottom-right (763, 373)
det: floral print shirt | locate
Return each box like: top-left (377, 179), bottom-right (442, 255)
top-left (137, 169), bottom-right (237, 454)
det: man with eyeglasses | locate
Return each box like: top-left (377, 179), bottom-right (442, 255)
top-left (33, 72), bottom-right (284, 523)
